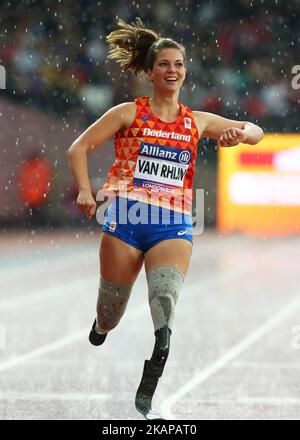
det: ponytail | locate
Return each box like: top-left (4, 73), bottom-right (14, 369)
top-left (106, 18), bottom-right (159, 75)
top-left (106, 18), bottom-right (186, 75)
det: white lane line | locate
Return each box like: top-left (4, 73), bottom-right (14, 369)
top-left (178, 397), bottom-right (300, 406)
top-left (238, 397), bottom-right (300, 406)
top-left (0, 240), bottom-right (218, 309)
top-left (0, 234), bottom-right (256, 287)
top-left (160, 291), bottom-right (300, 420)
top-left (0, 239), bottom-right (293, 373)
top-left (0, 247), bottom-right (96, 282)
top-left (0, 327), bottom-right (90, 373)
top-left (0, 276), bottom-right (96, 312)
top-left (231, 361), bottom-right (300, 369)
top-left (0, 265), bottom-right (256, 373)
top-left (1, 235), bottom-right (290, 311)
top-left (0, 237), bottom-right (216, 281)
top-left (0, 302), bottom-right (148, 373)
top-left (0, 392), bottom-right (109, 401)
top-left (0, 256), bottom-right (250, 312)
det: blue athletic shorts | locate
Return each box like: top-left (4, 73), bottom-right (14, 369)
top-left (102, 197), bottom-right (193, 254)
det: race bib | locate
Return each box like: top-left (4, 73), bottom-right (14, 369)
top-left (133, 142), bottom-right (191, 192)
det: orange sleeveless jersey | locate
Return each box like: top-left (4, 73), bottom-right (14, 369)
top-left (102, 96), bottom-right (200, 214)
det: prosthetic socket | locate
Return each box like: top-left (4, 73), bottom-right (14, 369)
top-left (96, 276), bottom-right (133, 333)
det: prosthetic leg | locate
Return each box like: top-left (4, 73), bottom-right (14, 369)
top-left (135, 326), bottom-right (171, 419)
top-left (135, 266), bottom-right (184, 420)
top-left (89, 275), bottom-right (133, 346)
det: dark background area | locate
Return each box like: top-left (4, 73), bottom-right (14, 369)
top-left (0, 0), bottom-right (299, 229)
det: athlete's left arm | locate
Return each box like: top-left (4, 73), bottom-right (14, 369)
top-left (194, 111), bottom-right (264, 147)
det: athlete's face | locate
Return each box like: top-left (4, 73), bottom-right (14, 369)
top-left (148, 48), bottom-right (186, 92)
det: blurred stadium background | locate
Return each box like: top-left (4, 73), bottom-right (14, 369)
top-left (0, 0), bottom-right (299, 229)
top-left (1, 0), bottom-right (300, 421)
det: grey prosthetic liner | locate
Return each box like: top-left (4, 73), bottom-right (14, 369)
top-left (147, 267), bottom-right (184, 333)
top-left (135, 267), bottom-right (184, 419)
top-left (96, 275), bottom-right (133, 333)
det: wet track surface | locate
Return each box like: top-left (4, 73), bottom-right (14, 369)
top-left (1, 229), bottom-right (300, 420)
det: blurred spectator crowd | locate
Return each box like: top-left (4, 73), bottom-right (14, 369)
top-left (1, 0), bottom-right (299, 130)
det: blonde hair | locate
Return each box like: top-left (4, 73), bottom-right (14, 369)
top-left (106, 18), bottom-right (186, 75)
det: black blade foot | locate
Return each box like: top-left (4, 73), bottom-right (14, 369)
top-left (88, 319), bottom-right (107, 346)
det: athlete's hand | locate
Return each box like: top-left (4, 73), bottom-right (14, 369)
top-left (76, 190), bottom-right (97, 220)
top-left (218, 127), bottom-right (248, 147)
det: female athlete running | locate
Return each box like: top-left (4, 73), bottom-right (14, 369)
top-left (67, 18), bottom-right (264, 420)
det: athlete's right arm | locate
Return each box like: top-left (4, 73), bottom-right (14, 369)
top-left (67, 102), bottom-right (135, 219)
